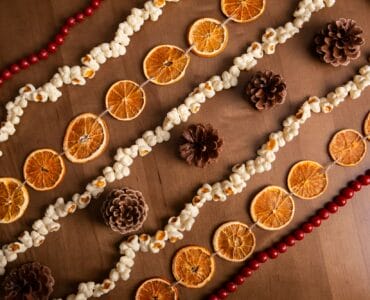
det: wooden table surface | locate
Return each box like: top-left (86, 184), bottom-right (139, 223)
top-left (0, 0), bottom-right (369, 299)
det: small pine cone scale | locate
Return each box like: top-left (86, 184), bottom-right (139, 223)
top-left (101, 187), bottom-right (148, 235)
top-left (180, 123), bottom-right (223, 168)
top-left (314, 18), bottom-right (364, 67)
top-left (246, 71), bottom-right (287, 111)
top-left (2, 262), bottom-right (55, 300)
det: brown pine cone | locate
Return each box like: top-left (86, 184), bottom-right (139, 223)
top-left (2, 262), bottom-right (55, 300)
top-left (246, 71), bottom-right (287, 111)
top-left (314, 18), bottom-right (364, 67)
top-left (179, 123), bottom-right (223, 168)
top-left (101, 188), bottom-right (148, 235)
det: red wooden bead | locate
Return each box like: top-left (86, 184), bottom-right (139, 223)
top-left (358, 175), bottom-right (370, 186)
top-left (318, 208), bottom-right (330, 220)
top-left (301, 222), bottom-right (313, 233)
top-left (226, 282), bottom-right (237, 293)
top-left (91, 0), bottom-right (101, 9)
top-left (1, 70), bottom-right (12, 80)
top-left (60, 25), bottom-right (69, 36)
top-left (248, 259), bottom-right (260, 271)
top-left (284, 235), bottom-right (296, 246)
top-left (208, 295), bottom-right (219, 300)
top-left (293, 229), bottom-right (304, 241)
top-left (10, 64), bottom-right (20, 73)
top-left (341, 187), bottom-right (354, 199)
top-left (28, 54), bottom-right (39, 64)
top-left (240, 267), bottom-right (252, 278)
top-left (217, 289), bottom-right (228, 299)
top-left (38, 49), bottom-right (49, 59)
top-left (267, 248), bottom-right (278, 259)
top-left (309, 216), bottom-right (321, 227)
top-left (349, 180), bottom-right (362, 191)
top-left (55, 34), bottom-right (64, 45)
top-left (276, 242), bottom-right (287, 253)
top-left (20, 59), bottom-right (30, 69)
top-left (325, 202), bottom-right (338, 214)
top-left (256, 252), bottom-right (268, 263)
top-left (334, 195), bottom-right (347, 207)
top-left (0, 78), bottom-right (4, 86)
top-left (75, 12), bottom-right (85, 22)
top-left (84, 6), bottom-right (94, 16)
top-left (66, 17), bottom-right (76, 27)
top-left (234, 275), bottom-right (245, 285)
top-left (47, 43), bottom-right (58, 53)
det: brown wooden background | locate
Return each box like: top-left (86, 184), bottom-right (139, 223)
top-left (0, 1), bottom-right (369, 299)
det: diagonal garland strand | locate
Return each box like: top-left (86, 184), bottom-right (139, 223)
top-left (0, 0), bottom-right (338, 278)
top-left (59, 59), bottom-right (369, 299)
top-left (0, 0), bottom-right (181, 158)
top-left (208, 169), bottom-right (370, 300)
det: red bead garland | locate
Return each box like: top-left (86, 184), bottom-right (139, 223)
top-left (0, 0), bottom-right (104, 87)
top-left (207, 169), bottom-right (369, 299)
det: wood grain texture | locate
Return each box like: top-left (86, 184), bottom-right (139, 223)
top-left (0, 1), bottom-right (369, 299)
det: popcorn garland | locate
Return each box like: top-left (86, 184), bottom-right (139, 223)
top-left (0, 0), bottom-right (180, 158)
top-left (4, 0), bottom-right (366, 298)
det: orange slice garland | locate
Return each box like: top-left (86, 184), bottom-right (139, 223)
top-left (0, 178), bottom-right (29, 224)
top-left (172, 245), bottom-right (215, 288)
top-left (63, 113), bottom-right (109, 164)
top-left (287, 160), bottom-right (328, 200)
top-left (23, 149), bottom-right (66, 191)
top-left (135, 278), bottom-right (178, 300)
top-left (329, 129), bottom-right (367, 167)
top-left (188, 18), bottom-right (229, 58)
top-left (105, 80), bottom-right (146, 121)
top-left (221, 0), bottom-right (266, 23)
top-left (143, 45), bottom-right (190, 85)
top-left (364, 111), bottom-right (370, 140)
top-left (250, 186), bottom-right (295, 230)
top-left (213, 221), bottom-right (256, 262)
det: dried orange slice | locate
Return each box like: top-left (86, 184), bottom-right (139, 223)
top-left (363, 112), bottom-right (370, 140)
top-left (23, 149), bottom-right (65, 191)
top-left (135, 278), bottom-right (178, 300)
top-left (105, 80), bottom-right (146, 121)
top-left (250, 186), bottom-right (295, 230)
top-left (143, 45), bottom-right (190, 85)
top-left (172, 245), bottom-right (215, 288)
top-left (329, 129), bottom-right (367, 167)
top-left (188, 18), bottom-right (229, 58)
top-left (287, 160), bottom-right (328, 200)
top-left (221, 0), bottom-right (266, 23)
top-left (63, 113), bottom-right (109, 164)
top-left (213, 221), bottom-right (256, 262)
top-left (0, 178), bottom-right (29, 223)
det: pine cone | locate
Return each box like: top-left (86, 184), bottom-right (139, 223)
top-left (179, 123), bottom-right (223, 168)
top-left (246, 71), bottom-right (287, 111)
top-left (2, 262), bottom-right (55, 300)
top-left (101, 188), bottom-right (148, 235)
top-left (314, 18), bottom-right (364, 67)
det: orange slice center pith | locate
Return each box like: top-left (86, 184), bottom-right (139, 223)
top-left (188, 18), bottom-right (228, 58)
top-left (250, 186), bottom-right (295, 230)
top-left (221, 0), bottom-right (266, 23)
top-left (106, 80), bottom-right (146, 121)
top-left (329, 129), bottom-right (367, 167)
top-left (213, 221), bottom-right (256, 261)
top-left (172, 246), bottom-right (215, 288)
top-left (135, 278), bottom-right (178, 300)
top-left (143, 45), bottom-right (190, 85)
top-left (63, 113), bottom-right (109, 164)
top-left (287, 160), bottom-right (328, 200)
top-left (0, 178), bottom-right (29, 223)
